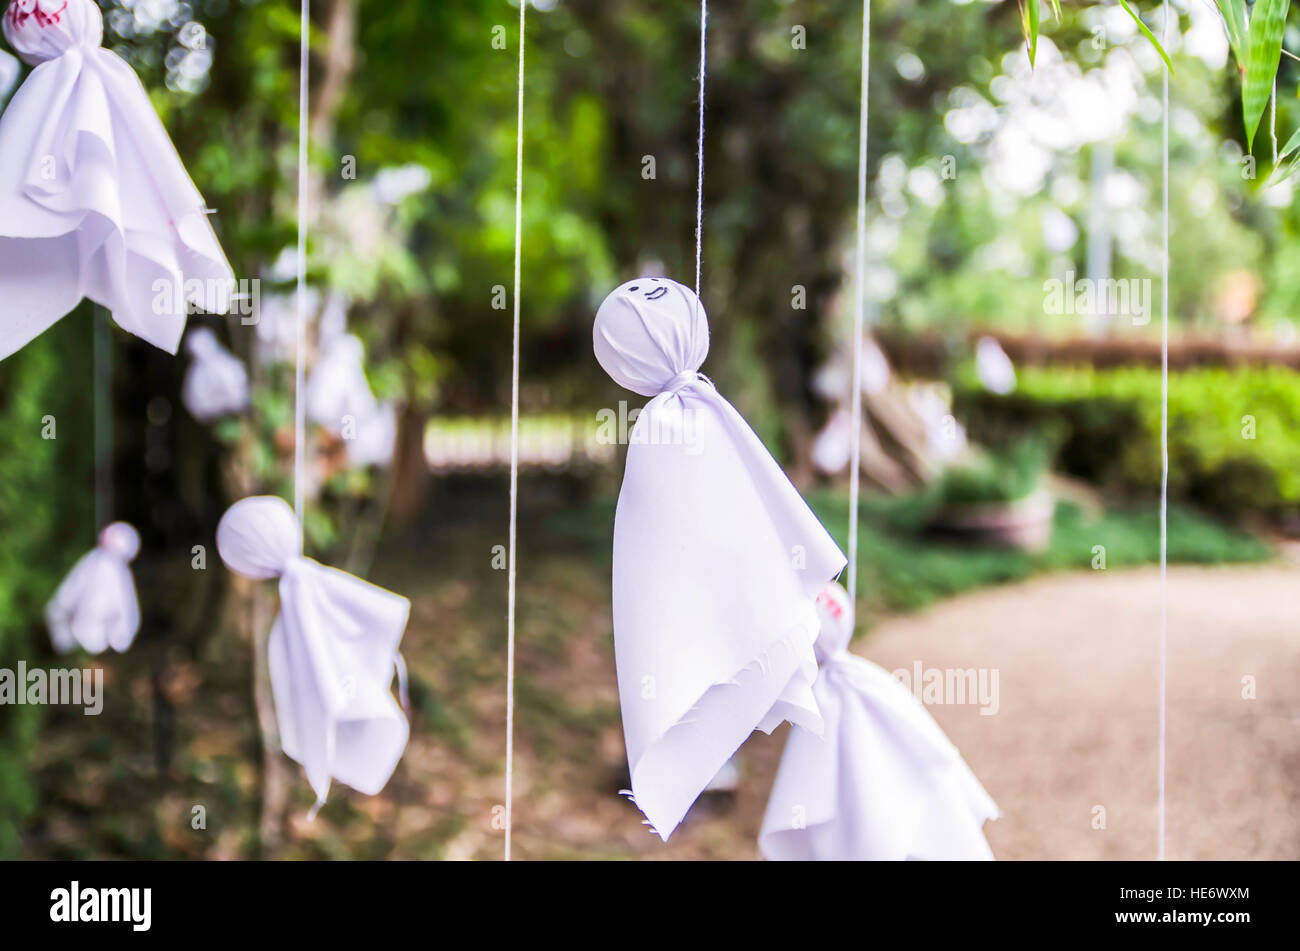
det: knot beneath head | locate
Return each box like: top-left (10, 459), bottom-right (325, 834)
top-left (662, 369), bottom-right (710, 396)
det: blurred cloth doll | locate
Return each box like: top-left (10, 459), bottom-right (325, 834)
top-left (760, 581), bottom-right (998, 860)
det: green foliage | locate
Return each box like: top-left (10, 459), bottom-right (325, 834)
top-left (0, 309), bottom-right (94, 858)
top-left (1243, 0), bottom-right (1290, 150)
top-left (549, 488), bottom-right (1269, 626)
top-left (959, 365), bottom-right (1300, 517)
top-left (1218, 0), bottom-right (1250, 66)
top-left (1021, 1), bottom-right (1169, 73)
top-left (935, 437), bottom-right (1052, 506)
top-left (808, 492), bottom-right (1270, 622)
top-left (1117, 1), bottom-right (1174, 75)
top-left (1024, 0), bottom-right (1041, 67)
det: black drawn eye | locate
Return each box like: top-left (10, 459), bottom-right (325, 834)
top-left (628, 285), bottom-right (640, 292)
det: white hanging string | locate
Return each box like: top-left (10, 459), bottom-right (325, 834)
top-left (504, 0), bottom-right (527, 863)
top-left (93, 305), bottom-right (112, 533)
top-left (294, 0), bottom-right (310, 546)
top-left (846, 0), bottom-right (870, 601)
top-left (1157, 0), bottom-right (1170, 862)
top-left (694, 0), bottom-right (708, 295)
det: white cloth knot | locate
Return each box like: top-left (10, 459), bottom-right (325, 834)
top-left (662, 369), bottom-right (710, 396)
top-left (3, 0), bottom-right (101, 66)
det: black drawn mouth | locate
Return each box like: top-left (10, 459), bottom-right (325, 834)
top-left (644, 287), bottom-right (668, 300)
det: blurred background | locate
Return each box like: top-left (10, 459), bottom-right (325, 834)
top-left (2, 0), bottom-right (1298, 860)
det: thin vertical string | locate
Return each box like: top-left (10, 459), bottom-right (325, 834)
top-left (92, 305), bottom-right (112, 532)
top-left (504, 0), bottom-right (527, 863)
top-left (846, 0), bottom-right (870, 601)
top-left (293, 0), bottom-right (310, 548)
top-left (1157, 0), bottom-right (1169, 862)
top-left (694, 0), bottom-right (708, 295)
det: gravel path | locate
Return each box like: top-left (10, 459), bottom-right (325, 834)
top-left (863, 564), bottom-right (1300, 860)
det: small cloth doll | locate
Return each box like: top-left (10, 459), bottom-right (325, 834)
top-left (306, 333), bottom-right (397, 468)
top-left (217, 496), bottom-right (410, 810)
top-left (760, 581), bottom-right (999, 860)
top-left (182, 327), bottom-right (250, 423)
top-left (593, 277), bottom-right (847, 840)
top-left (45, 521), bottom-right (141, 655)
top-left (0, 0), bottom-right (235, 361)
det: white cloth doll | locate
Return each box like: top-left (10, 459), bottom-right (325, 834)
top-left (0, 0), bottom-right (235, 361)
top-left (760, 581), bottom-right (999, 860)
top-left (594, 277), bottom-right (847, 840)
top-left (216, 496), bottom-right (409, 810)
top-left (45, 521), bottom-right (141, 655)
top-left (306, 333), bottom-right (396, 468)
top-left (976, 336), bottom-right (1016, 395)
top-left (254, 288), bottom-right (318, 366)
top-left (182, 327), bottom-right (250, 423)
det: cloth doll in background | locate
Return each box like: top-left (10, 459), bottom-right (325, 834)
top-left (593, 277), bottom-right (847, 840)
top-left (46, 522), bottom-right (141, 655)
top-left (216, 496), bottom-right (409, 811)
top-left (760, 581), bottom-right (999, 860)
top-left (182, 327), bottom-right (250, 423)
top-left (306, 333), bottom-right (397, 468)
top-left (0, 0), bottom-right (235, 361)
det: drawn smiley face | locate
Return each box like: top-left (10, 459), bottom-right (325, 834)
top-left (624, 278), bottom-right (670, 302)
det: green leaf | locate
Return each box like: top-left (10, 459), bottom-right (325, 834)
top-left (1243, 0), bottom-right (1290, 150)
top-left (1278, 122), bottom-right (1300, 162)
top-left (1025, 0), bottom-right (1040, 67)
top-left (1047, 0), bottom-right (1061, 22)
top-left (1268, 149), bottom-right (1300, 185)
top-left (1118, 1), bottom-right (1175, 76)
top-left (1215, 0), bottom-right (1250, 69)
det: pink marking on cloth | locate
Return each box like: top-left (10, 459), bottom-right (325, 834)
top-left (5, 1), bottom-right (67, 30)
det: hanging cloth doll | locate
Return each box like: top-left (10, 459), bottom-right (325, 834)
top-left (45, 521), bottom-right (140, 655)
top-left (216, 495), bottom-right (409, 810)
top-left (182, 326), bottom-right (250, 423)
top-left (593, 277), bottom-right (847, 840)
top-left (760, 581), bottom-right (999, 860)
top-left (0, 0), bottom-right (235, 361)
top-left (306, 332), bottom-right (397, 468)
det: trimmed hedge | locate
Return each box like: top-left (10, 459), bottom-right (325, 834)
top-left (0, 309), bottom-right (95, 857)
top-left (958, 365), bottom-right (1300, 518)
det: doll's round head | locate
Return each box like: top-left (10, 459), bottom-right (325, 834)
top-left (98, 522), bottom-right (140, 562)
top-left (186, 327), bottom-right (220, 357)
top-left (3, 0), bottom-right (101, 66)
top-left (593, 278), bottom-right (709, 397)
top-left (813, 581), bottom-right (854, 658)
